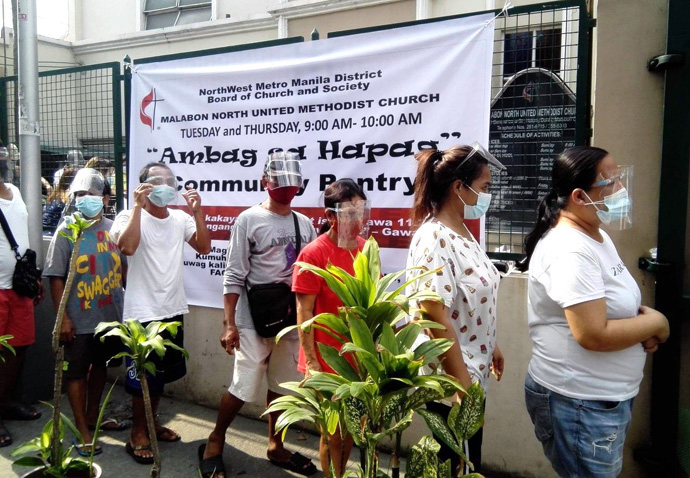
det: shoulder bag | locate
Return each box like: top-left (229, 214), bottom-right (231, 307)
top-left (0, 208), bottom-right (41, 299)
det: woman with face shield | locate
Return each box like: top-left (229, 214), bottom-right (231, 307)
top-left (406, 143), bottom-right (506, 475)
top-left (518, 146), bottom-right (669, 478)
top-left (292, 179), bottom-right (369, 477)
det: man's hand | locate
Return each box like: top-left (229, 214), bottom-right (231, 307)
top-left (33, 280), bottom-right (45, 305)
top-left (491, 343), bottom-right (505, 381)
top-left (220, 325), bottom-right (240, 355)
top-left (60, 315), bottom-right (75, 343)
top-left (133, 183), bottom-right (153, 208)
top-left (183, 186), bottom-right (202, 213)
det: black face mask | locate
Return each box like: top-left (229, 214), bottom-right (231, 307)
top-left (0, 160), bottom-right (8, 178)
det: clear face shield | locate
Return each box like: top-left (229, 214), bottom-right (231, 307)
top-left (586, 165), bottom-right (633, 230)
top-left (66, 149), bottom-right (85, 168)
top-left (264, 152), bottom-right (303, 189)
top-left (63, 168), bottom-right (106, 219)
top-left (0, 145), bottom-right (11, 183)
top-left (329, 200), bottom-right (372, 249)
top-left (145, 174), bottom-right (179, 207)
top-left (458, 141), bottom-right (507, 172)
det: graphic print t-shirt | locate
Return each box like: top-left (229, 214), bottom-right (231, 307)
top-left (43, 217), bottom-right (125, 334)
top-left (223, 204), bottom-right (317, 330)
top-left (406, 219), bottom-right (501, 392)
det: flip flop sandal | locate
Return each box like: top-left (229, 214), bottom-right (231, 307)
top-left (1, 403), bottom-right (41, 421)
top-left (72, 439), bottom-right (103, 457)
top-left (156, 426), bottom-right (181, 442)
top-left (126, 441), bottom-right (154, 465)
top-left (198, 443), bottom-right (226, 478)
top-left (0, 424), bottom-right (12, 448)
top-left (88, 418), bottom-right (129, 432)
top-left (269, 452), bottom-right (318, 476)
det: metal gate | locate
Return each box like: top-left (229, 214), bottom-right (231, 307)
top-left (328, 0), bottom-right (592, 261)
top-left (0, 62), bottom-right (124, 219)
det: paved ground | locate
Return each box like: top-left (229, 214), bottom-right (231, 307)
top-left (0, 384), bottom-right (405, 478)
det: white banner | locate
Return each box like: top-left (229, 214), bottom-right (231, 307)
top-left (130, 14), bottom-right (494, 309)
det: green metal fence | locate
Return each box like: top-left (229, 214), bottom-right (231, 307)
top-left (330, 0), bottom-right (591, 260)
top-left (0, 62), bottom-right (124, 232)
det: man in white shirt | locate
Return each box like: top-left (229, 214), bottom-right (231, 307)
top-left (111, 162), bottom-right (211, 464)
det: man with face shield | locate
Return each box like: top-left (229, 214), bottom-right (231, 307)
top-left (110, 162), bottom-right (211, 464)
top-left (43, 168), bottom-right (127, 455)
top-left (199, 152), bottom-right (317, 478)
top-left (0, 142), bottom-right (43, 448)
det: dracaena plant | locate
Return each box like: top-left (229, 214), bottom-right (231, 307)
top-left (50, 213), bottom-right (96, 466)
top-left (11, 408), bottom-right (90, 477)
top-left (0, 334), bottom-right (15, 361)
top-left (95, 319), bottom-right (188, 478)
top-left (11, 383), bottom-right (117, 478)
top-left (267, 237), bottom-right (485, 478)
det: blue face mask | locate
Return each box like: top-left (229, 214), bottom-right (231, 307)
top-left (585, 187), bottom-right (631, 224)
top-left (148, 185), bottom-right (177, 207)
top-left (458, 185), bottom-right (492, 220)
top-left (75, 195), bottom-right (104, 218)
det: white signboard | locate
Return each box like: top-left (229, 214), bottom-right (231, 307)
top-left (130, 14), bottom-right (494, 309)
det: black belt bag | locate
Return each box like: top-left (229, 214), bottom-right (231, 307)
top-left (0, 208), bottom-right (41, 299)
top-left (246, 212), bottom-right (301, 338)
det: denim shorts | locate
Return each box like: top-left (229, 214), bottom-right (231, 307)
top-left (524, 373), bottom-right (634, 478)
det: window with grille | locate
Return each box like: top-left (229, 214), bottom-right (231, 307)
top-left (144, 0), bottom-right (212, 30)
top-left (503, 28), bottom-right (562, 80)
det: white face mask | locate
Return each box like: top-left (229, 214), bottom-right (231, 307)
top-left (458, 185), bottom-right (491, 220)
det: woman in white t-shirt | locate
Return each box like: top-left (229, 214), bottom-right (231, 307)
top-left (406, 144), bottom-right (506, 475)
top-left (519, 146), bottom-right (669, 478)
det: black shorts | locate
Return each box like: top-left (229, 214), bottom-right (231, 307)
top-left (63, 332), bottom-right (124, 380)
top-left (124, 315), bottom-right (186, 398)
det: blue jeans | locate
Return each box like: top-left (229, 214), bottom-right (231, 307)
top-left (524, 373), bottom-right (634, 478)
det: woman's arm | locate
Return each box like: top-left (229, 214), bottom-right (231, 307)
top-left (565, 300), bottom-right (669, 352)
top-left (419, 299), bottom-right (473, 391)
top-left (296, 293), bottom-right (321, 374)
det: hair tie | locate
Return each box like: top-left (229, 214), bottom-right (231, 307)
top-left (432, 149), bottom-right (445, 166)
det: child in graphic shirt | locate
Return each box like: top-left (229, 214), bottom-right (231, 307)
top-left (44, 168), bottom-right (127, 455)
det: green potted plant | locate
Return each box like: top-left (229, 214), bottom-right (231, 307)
top-left (266, 237), bottom-right (485, 478)
top-left (10, 382), bottom-right (117, 478)
top-left (95, 319), bottom-right (188, 478)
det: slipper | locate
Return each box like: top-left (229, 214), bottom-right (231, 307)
top-left (156, 426), bottom-right (181, 442)
top-left (198, 444), bottom-right (226, 478)
top-left (0, 424), bottom-right (12, 448)
top-left (88, 418), bottom-right (129, 432)
top-left (1, 403), bottom-right (41, 421)
top-left (126, 441), bottom-right (154, 465)
top-left (270, 452), bottom-right (318, 476)
top-left (72, 438), bottom-right (102, 457)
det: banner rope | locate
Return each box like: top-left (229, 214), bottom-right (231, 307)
top-left (483, 0), bottom-right (513, 29)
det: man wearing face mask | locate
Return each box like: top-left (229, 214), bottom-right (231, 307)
top-left (198, 152), bottom-right (317, 478)
top-left (44, 168), bottom-right (127, 455)
top-left (110, 162), bottom-right (211, 465)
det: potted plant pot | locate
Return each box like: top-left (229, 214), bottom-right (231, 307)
top-left (19, 463), bottom-right (102, 478)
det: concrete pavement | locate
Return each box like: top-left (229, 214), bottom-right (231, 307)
top-left (0, 384), bottom-right (405, 478)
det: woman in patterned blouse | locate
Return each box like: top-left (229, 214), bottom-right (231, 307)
top-left (406, 144), bottom-right (506, 475)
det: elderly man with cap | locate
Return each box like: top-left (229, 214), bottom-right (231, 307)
top-left (198, 152), bottom-right (317, 478)
top-left (43, 168), bottom-right (127, 456)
